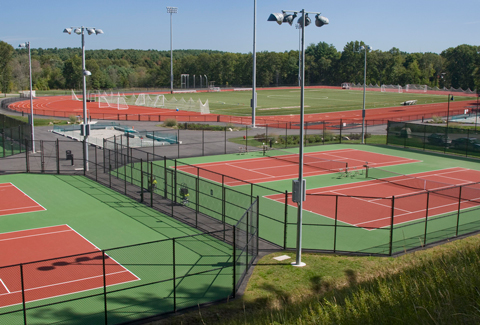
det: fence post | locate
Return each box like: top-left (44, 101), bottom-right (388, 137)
top-left (202, 128), bottom-right (205, 156)
top-left (222, 175), bottom-right (226, 240)
top-left (109, 164), bottom-right (112, 188)
top-left (25, 139), bottom-right (30, 173)
top-left (102, 251), bottom-right (108, 325)
top-left (389, 196), bottom-right (395, 256)
top-left (140, 159), bottom-right (144, 203)
top-left (40, 141), bottom-right (45, 173)
top-left (151, 161), bottom-right (154, 208)
top-left (173, 238), bottom-right (177, 312)
top-left (224, 126), bottom-right (227, 154)
top-left (256, 196), bottom-right (260, 256)
top-left (103, 139), bottom-right (106, 173)
top-left (246, 211), bottom-right (249, 270)
top-left (232, 225), bottom-right (236, 298)
top-left (164, 157), bottom-right (168, 198)
top-left (334, 195), bottom-right (338, 253)
top-left (423, 124), bottom-right (427, 151)
top-left (424, 191), bottom-right (430, 246)
top-left (284, 190), bottom-right (288, 250)
top-left (339, 119), bottom-right (343, 144)
top-left (323, 121), bottom-right (326, 145)
top-left (95, 146), bottom-right (98, 181)
top-left (124, 157), bottom-right (127, 195)
top-left (466, 129), bottom-right (470, 157)
top-left (177, 129), bottom-right (180, 158)
top-left (174, 160), bottom-right (178, 204)
top-left (456, 186), bottom-right (463, 236)
top-left (20, 264), bottom-right (27, 325)
top-left (386, 121), bottom-right (390, 145)
top-left (56, 139), bottom-right (60, 174)
top-left (285, 125), bottom-right (288, 148)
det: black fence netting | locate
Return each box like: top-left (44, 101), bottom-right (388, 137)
top-left (386, 120), bottom-right (480, 159)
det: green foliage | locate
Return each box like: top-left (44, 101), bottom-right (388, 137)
top-left (163, 119), bottom-right (177, 127)
top-left (0, 41), bottom-right (14, 93)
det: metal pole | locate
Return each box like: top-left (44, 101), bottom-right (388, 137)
top-left (251, 0), bottom-right (257, 127)
top-left (167, 7), bottom-right (178, 94)
top-left (361, 47), bottom-right (367, 144)
top-left (27, 42), bottom-right (35, 153)
top-left (81, 27), bottom-right (89, 171)
top-left (294, 9), bottom-right (306, 267)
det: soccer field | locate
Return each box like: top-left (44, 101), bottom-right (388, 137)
top-left (158, 88), bottom-right (473, 116)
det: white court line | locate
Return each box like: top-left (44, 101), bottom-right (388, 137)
top-left (0, 279), bottom-right (10, 293)
top-left (0, 205), bottom-right (45, 214)
top-left (8, 183), bottom-right (47, 212)
top-left (0, 229), bottom-right (71, 243)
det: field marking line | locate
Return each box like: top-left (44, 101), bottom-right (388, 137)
top-left (7, 183), bottom-right (47, 212)
top-left (0, 229), bottom-right (71, 243)
top-left (0, 279), bottom-right (10, 293)
top-left (0, 205), bottom-right (46, 214)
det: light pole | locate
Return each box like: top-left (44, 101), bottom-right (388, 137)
top-left (358, 45), bottom-right (371, 144)
top-left (18, 42), bottom-right (35, 153)
top-left (63, 26), bottom-right (103, 171)
top-left (251, 0), bottom-right (257, 127)
top-left (268, 9), bottom-right (329, 267)
top-left (296, 23), bottom-right (301, 87)
top-left (167, 7), bottom-right (178, 94)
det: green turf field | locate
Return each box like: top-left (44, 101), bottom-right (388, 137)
top-left (151, 89), bottom-right (475, 116)
top-left (0, 174), bottom-right (236, 324)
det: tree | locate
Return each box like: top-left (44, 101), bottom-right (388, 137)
top-left (63, 55), bottom-right (82, 89)
top-left (0, 41), bottom-right (14, 94)
top-left (441, 44), bottom-right (480, 90)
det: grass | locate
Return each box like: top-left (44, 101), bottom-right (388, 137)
top-left (126, 88), bottom-right (474, 117)
top-left (6, 115), bottom-right (71, 126)
top-left (154, 234), bottom-right (480, 325)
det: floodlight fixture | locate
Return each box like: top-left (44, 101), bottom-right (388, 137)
top-left (63, 26), bottom-right (103, 171)
top-left (315, 14), bottom-right (329, 27)
top-left (297, 13), bottom-right (311, 27)
top-left (283, 12), bottom-right (297, 26)
top-left (167, 6), bottom-right (177, 13)
top-left (268, 12), bottom-right (284, 25)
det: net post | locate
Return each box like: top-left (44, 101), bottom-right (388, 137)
top-left (424, 191), bottom-right (430, 246)
top-left (232, 225), bottom-right (236, 298)
top-left (334, 195), bottom-right (338, 253)
top-left (172, 238), bottom-right (177, 312)
top-left (102, 250), bottom-right (108, 325)
top-left (456, 186), bottom-right (463, 236)
top-left (389, 196), bottom-right (395, 256)
top-left (284, 190), bottom-right (288, 250)
top-left (140, 159), bottom-right (144, 203)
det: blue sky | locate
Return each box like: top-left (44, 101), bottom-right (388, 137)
top-left (1, 0), bottom-right (479, 54)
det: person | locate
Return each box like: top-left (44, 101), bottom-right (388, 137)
top-left (152, 178), bottom-right (157, 190)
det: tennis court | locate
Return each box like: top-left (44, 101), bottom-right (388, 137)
top-left (0, 225), bottom-right (139, 308)
top-left (176, 148), bottom-right (420, 186)
top-left (267, 167), bottom-right (480, 229)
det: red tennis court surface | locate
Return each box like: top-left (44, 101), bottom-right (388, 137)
top-left (0, 183), bottom-right (45, 216)
top-left (177, 149), bottom-right (420, 186)
top-left (0, 225), bottom-right (139, 308)
top-left (267, 167), bottom-right (480, 229)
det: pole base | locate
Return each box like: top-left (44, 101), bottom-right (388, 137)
top-left (291, 261), bottom-right (306, 267)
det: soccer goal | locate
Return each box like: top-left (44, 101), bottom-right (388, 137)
top-left (405, 84), bottom-right (427, 93)
top-left (98, 95), bottom-right (129, 110)
top-left (71, 90), bottom-right (81, 101)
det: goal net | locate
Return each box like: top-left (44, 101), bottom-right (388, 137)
top-left (405, 84), bottom-right (427, 93)
top-left (98, 95), bottom-right (129, 110)
top-left (71, 90), bottom-right (81, 101)
top-left (380, 84), bottom-right (404, 93)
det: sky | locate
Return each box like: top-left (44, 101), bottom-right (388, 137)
top-left (1, 0), bottom-right (479, 54)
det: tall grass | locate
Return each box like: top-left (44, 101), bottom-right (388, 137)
top-left (156, 235), bottom-right (480, 325)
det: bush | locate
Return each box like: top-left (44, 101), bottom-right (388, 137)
top-left (164, 119), bottom-right (177, 127)
top-left (69, 115), bottom-right (77, 124)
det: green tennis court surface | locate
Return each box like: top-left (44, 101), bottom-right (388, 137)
top-left (0, 174), bottom-right (234, 324)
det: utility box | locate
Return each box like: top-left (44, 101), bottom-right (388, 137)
top-left (292, 179), bottom-right (306, 203)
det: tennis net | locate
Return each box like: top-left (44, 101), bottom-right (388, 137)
top-left (366, 166), bottom-right (457, 193)
top-left (263, 148), bottom-right (348, 173)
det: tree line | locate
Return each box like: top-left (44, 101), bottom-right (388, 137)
top-left (0, 40), bottom-right (479, 94)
